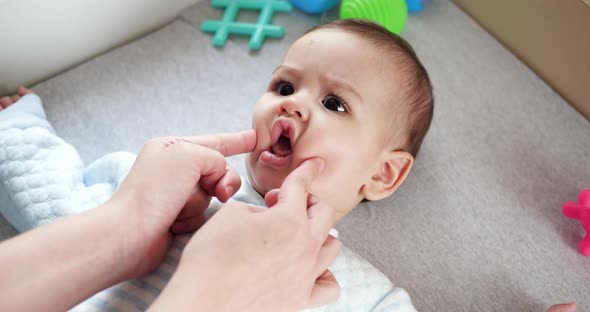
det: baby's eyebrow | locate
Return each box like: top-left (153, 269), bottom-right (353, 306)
top-left (272, 64), bottom-right (301, 77)
top-left (324, 74), bottom-right (362, 101)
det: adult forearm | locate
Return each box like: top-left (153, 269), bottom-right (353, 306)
top-left (0, 203), bottom-right (133, 311)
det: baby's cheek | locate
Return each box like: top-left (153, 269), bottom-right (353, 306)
top-left (308, 169), bottom-right (342, 201)
top-left (317, 181), bottom-right (353, 223)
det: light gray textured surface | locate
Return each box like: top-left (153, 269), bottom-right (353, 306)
top-left (1, 1), bottom-right (589, 311)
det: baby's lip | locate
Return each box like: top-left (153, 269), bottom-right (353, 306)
top-left (270, 118), bottom-right (297, 148)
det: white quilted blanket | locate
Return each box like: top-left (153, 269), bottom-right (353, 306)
top-left (0, 95), bottom-right (416, 311)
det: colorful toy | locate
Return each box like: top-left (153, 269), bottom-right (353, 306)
top-left (201, 0), bottom-right (292, 51)
top-left (340, 0), bottom-right (407, 35)
top-left (291, 0), bottom-right (339, 14)
top-left (563, 190), bottom-right (590, 256)
top-left (406, 0), bottom-right (423, 12)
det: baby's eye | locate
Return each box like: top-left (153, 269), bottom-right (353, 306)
top-left (276, 82), bottom-right (295, 96)
top-left (322, 95), bottom-right (347, 113)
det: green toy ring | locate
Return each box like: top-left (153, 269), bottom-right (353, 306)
top-left (340, 0), bottom-right (408, 35)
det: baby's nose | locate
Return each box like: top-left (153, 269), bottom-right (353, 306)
top-left (279, 98), bottom-right (309, 121)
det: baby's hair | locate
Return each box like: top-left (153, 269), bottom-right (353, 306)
top-left (305, 19), bottom-right (434, 157)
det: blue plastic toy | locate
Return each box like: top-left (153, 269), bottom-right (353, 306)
top-left (406, 0), bottom-right (423, 12)
top-left (201, 0), bottom-right (292, 50)
top-left (290, 0), bottom-right (339, 14)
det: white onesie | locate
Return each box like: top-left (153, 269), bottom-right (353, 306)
top-left (0, 94), bottom-right (417, 311)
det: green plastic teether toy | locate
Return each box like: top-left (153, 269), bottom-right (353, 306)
top-left (201, 0), bottom-right (292, 51)
top-left (340, 0), bottom-right (408, 35)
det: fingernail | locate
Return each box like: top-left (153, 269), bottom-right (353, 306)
top-left (226, 186), bottom-right (235, 197)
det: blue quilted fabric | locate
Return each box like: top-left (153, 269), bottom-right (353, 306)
top-left (0, 94), bottom-right (135, 232)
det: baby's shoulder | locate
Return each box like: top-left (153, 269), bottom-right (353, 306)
top-left (331, 246), bottom-right (395, 291)
top-left (306, 245), bottom-right (416, 312)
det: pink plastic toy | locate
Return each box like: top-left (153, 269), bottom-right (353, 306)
top-left (563, 190), bottom-right (590, 256)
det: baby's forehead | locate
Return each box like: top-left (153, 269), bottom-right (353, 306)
top-left (287, 31), bottom-right (405, 85)
top-left (308, 31), bottom-right (404, 67)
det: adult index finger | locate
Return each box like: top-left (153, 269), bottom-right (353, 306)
top-left (275, 158), bottom-right (324, 216)
top-left (181, 129), bottom-right (257, 157)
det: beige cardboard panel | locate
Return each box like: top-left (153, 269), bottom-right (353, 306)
top-left (454, 0), bottom-right (590, 119)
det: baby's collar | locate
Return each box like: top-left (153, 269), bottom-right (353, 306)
top-left (232, 179), bottom-right (265, 207)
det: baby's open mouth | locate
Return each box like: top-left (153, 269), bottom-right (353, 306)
top-left (258, 119), bottom-right (296, 169)
top-left (270, 132), bottom-right (292, 157)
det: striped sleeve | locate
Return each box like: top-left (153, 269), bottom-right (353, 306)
top-left (70, 235), bottom-right (190, 312)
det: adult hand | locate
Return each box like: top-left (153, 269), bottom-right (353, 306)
top-left (0, 130), bottom-right (257, 311)
top-left (152, 158), bottom-right (342, 311)
top-left (109, 130), bottom-right (257, 278)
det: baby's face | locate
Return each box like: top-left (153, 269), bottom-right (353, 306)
top-left (246, 29), bottom-right (398, 221)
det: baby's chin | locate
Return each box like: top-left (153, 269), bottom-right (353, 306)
top-left (245, 157), bottom-right (288, 197)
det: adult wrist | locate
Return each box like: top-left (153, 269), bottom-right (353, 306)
top-left (95, 199), bottom-right (147, 281)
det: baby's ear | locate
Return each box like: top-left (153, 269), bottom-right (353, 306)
top-left (362, 151), bottom-right (413, 201)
